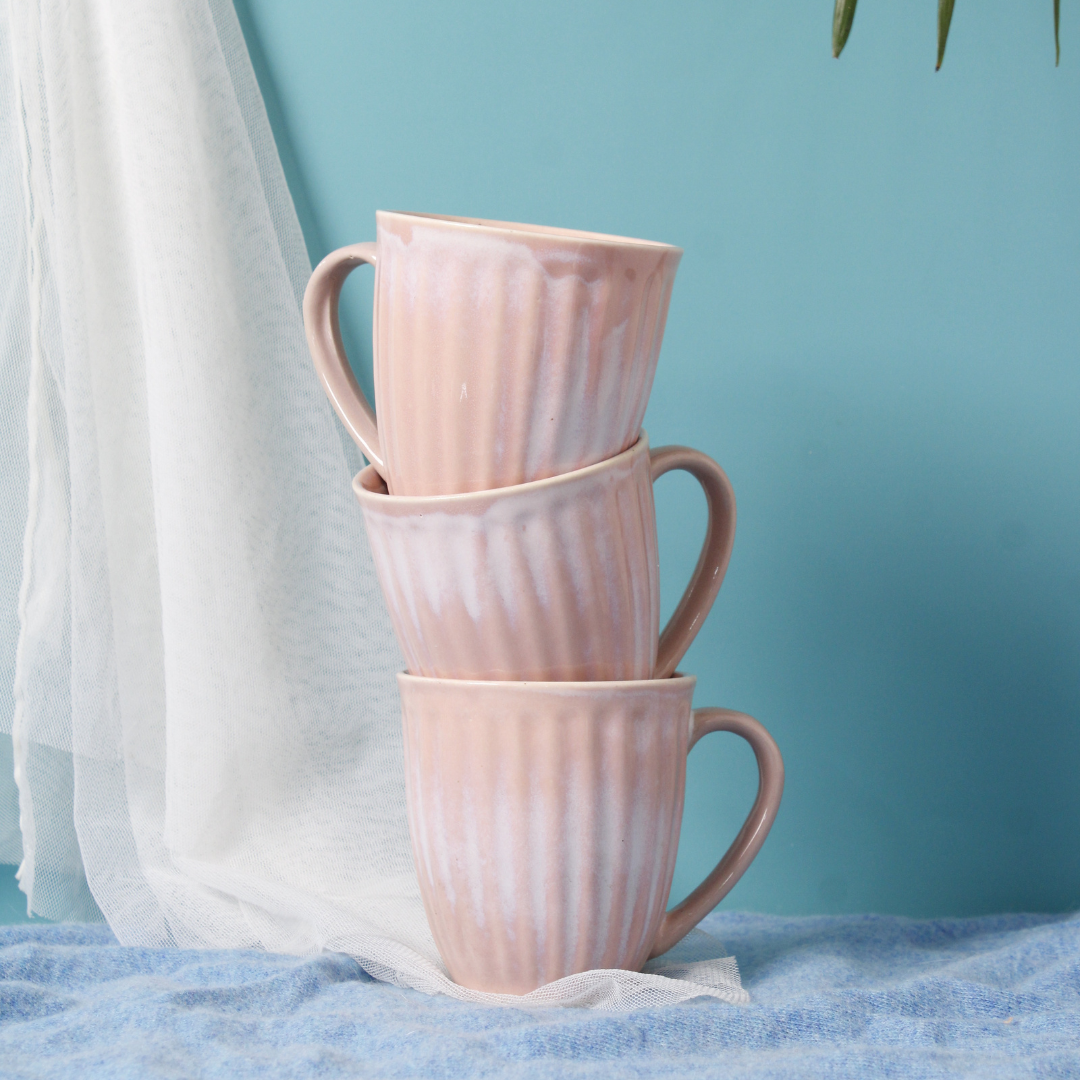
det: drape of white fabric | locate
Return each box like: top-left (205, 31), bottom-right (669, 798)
top-left (0, 0), bottom-right (746, 1007)
top-left (0, 0), bottom-right (26, 871)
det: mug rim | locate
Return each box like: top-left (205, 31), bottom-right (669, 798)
top-left (354, 431), bottom-right (649, 509)
top-left (378, 210), bottom-right (683, 255)
top-left (397, 671), bottom-right (696, 693)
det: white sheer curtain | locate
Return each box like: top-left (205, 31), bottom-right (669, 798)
top-left (0, 0), bottom-right (26, 873)
top-left (0, 0), bottom-right (745, 1007)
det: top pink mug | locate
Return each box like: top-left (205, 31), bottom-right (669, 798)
top-left (303, 211), bottom-right (683, 495)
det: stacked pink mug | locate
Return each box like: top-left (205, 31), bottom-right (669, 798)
top-left (304, 212), bottom-right (784, 995)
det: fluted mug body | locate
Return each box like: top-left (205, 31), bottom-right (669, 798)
top-left (355, 436), bottom-right (737, 682)
top-left (305, 211), bottom-right (682, 495)
top-left (398, 674), bottom-right (785, 995)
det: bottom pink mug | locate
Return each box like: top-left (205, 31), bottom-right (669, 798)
top-left (398, 673), bottom-right (784, 994)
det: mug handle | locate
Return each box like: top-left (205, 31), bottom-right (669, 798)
top-left (650, 446), bottom-right (737, 679)
top-left (649, 708), bottom-right (784, 959)
top-left (303, 243), bottom-right (385, 474)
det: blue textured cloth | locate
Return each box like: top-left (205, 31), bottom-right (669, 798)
top-left (1, 911), bottom-right (1078, 1078)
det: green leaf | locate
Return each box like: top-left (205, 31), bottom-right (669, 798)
top-left (937, 0), bottom-right (955, 70)
top-left (1055, 0), bottom-right (1061, 66)
top-left (832, 0), bottom-right (858, 58)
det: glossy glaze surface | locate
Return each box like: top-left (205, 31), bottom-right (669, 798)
top-left (304, 211), bottom-right (682, 495)
top-left (355, 437), bottom-right (735, 681)
top-left (398, 673), bottom-right (784, 994)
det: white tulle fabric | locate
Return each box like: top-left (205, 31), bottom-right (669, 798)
top-left (0, 0), bottom-right (746, 1008)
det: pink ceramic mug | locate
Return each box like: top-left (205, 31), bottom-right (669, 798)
top-left (304, 211), bottom-right (682, 495)
top-left (354, 435), bottom-right (735, 682)
top-left (399, 672), bottom-right (784, 995)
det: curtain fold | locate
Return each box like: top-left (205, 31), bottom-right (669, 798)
top-left (0, 0), bottom-right (745, 1008)
top-left (0, 0), bottom-right (25, 873)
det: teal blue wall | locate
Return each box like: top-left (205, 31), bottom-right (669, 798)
top-left (237, 1), bottom-right (1080, 917)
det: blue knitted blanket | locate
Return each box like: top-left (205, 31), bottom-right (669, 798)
top-left (1, 911), bottom-right (1077, 1078)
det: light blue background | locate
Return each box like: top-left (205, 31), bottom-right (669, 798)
top-left (232, 0), bottom-right (1080, 919)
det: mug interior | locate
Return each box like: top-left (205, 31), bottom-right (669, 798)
top-left (354, 432), bottom-right (648, 508)
top-left (397, 670), bottom-right (696, 696)
top-left (356, 467), bottom-right (389, 496)
top-left (379, 210), bottom-right (682, 253)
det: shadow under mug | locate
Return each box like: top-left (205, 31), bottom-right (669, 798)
top-left (399, 672), bottom-right (784, 995)
top-left (354, 434), bottom-right (735, 682)
top-left (304, 210), bottom-right (682, 496)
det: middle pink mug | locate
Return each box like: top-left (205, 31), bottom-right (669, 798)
top-left (353, 434), bottom-right (735, 682)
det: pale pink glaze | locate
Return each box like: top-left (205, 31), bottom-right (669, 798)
top-left (304, 211), bottom-right (682, 495)
top-left (354, 436), bottom-right (736, 682)
top-left (398, 673), bottom-right (784, 995)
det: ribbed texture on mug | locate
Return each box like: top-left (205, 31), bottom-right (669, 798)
top-left (399, 676), bottom-right (694, 994)
top-left (373, 214), bottom-right (681, 495)
top-left (357, 438), bottom-right (661, 681)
